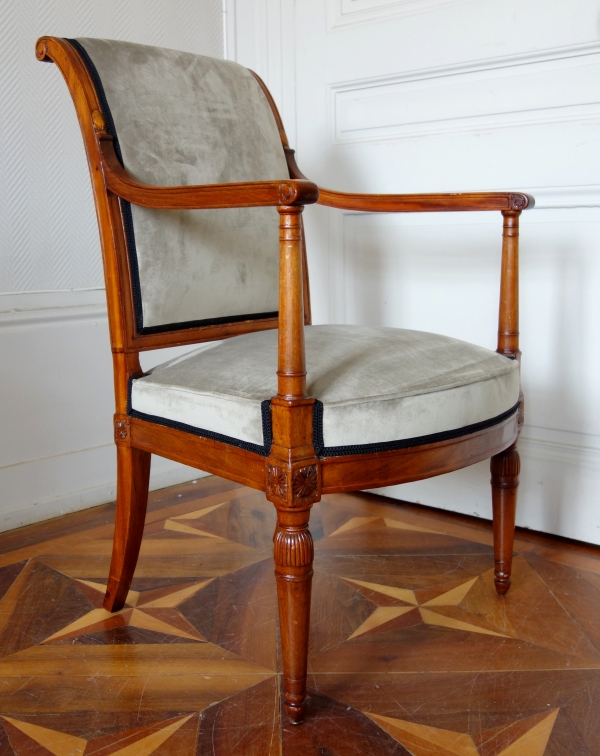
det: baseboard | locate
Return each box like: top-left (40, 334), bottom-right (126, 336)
top-left (0, 445), bottom-right (205, 533)
top-left (371, 427), bottom-right (600, 545)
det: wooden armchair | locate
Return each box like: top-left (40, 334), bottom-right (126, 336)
top-left (37, 37), bottom-right (532, 724)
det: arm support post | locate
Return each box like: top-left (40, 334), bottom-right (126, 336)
top-left (267, 207), bottom-right (319, 725)
top-left (277, 207), bottom-right (307, 401)
top-left (498, 210), bottom-right (521, 359)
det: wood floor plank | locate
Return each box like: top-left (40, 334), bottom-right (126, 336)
top-left (0, 643), bottom-right (274, 677)
top-left (196, 678), bottom-right (279, 756)
top-left (0, 674), bottom-right (273, 714)
top-left (1, 475), bottom-right (599, 753)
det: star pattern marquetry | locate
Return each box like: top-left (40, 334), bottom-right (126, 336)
top-left (163, 501), bottom-right (228, 538)
top-left (2, 714), bottom-right (196, 756)
top-left (329, 515), bottom-right (439, 537)
top-left (42, 578), bottom-right (213, 643)
top-left (343, 574), bottom-right (510, 639)
top-left (366, 708), bottom-right (560, 756)
top-left (0, 480), bottom-right (598, 754)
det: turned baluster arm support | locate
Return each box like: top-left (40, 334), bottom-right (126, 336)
top-left (497, 210), bottom-right (521, 361)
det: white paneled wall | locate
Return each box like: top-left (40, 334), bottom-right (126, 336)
top-left (3, 0), bottom-right (599, 546)
top-left (0, 0), bottom-right (223, 530)
top-left (238, 0), bottom-right (600, 544)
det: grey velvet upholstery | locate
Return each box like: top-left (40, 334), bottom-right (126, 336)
top-left (74, 38), bottom-right (288, 331)
top-left (130, 325), bottom-right (520, 452)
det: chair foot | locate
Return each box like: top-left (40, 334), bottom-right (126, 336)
top-left (104, 446), bottom-right (151, 612)
top-left (273, 509), bottom-right (313, 726)
top-left (284, 684), bottom-right (307, 724)
top-left (490, 444), bottom-right (520, 597)
top-left (494, 572), bottom-right (511, 596)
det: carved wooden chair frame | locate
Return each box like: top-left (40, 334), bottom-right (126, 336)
top-left (37, 36), bottom-right (532, 724)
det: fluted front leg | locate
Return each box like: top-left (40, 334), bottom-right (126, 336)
top-left (490, 444), bottom-right (520, 595)
top-left (274, 508), bottom-right (314, 724)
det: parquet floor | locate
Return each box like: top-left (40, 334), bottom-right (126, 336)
top-left (1, 476), bottom-right (599, 755)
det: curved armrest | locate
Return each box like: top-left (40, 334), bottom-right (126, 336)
top-left (317, 187), bottom-right (533, 213)
top-left (100, 137), bottom-right (319, 209)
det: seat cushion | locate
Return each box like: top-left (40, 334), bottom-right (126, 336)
top-left (130, 325), bottom-right (520, 456)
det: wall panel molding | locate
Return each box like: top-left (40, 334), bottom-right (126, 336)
top-left (0, 447), bottom-right (206, 534)
top-left (330, 42), bottom-right (600, 143)
top-left (327, 0), bottom-right (482, 30)
top-left (0, 294), bottom-right (203, 531)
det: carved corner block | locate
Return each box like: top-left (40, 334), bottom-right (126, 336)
top-left (267, 461), bottom-right (321, 509)
top-left (114, 415), bottom-right (131, 447)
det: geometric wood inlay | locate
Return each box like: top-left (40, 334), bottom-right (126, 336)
top-left (0, 476), bottom-right (597, 754)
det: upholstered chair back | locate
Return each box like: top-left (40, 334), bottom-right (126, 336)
top-left (71, 39), bottom-right (289, 334)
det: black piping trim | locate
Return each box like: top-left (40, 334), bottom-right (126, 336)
top-left (67, 38), bottom-right (145, 331)
top-left (127, 378), bottom-right (272, 457)
top-left (313, 400), bottom-right (520, 458)
top-left (139, 311), bottom-right (279, 335)
top-left (68, 38), bottom-right (279, 338)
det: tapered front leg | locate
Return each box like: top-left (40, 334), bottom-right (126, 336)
top-left (104, 429), bottom-right (151, 611)
top-left (490, 444), bottom-right (520, 595)
top-left (274, 505), bottom-right (314, 724)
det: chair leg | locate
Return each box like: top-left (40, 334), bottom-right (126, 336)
top-left (490, 443), bottom-right (520, 596)
top-left (273, 508), bottom-right (314, 725)
top-left (104, 446), bottom-right (151, 611)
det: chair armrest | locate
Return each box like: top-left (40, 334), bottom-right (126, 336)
top-left (317, 188), bottom-right (534, 213)
top-left (99, 137), bottom-right (319, 209)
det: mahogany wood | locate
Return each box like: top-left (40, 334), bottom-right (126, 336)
top-left (37, 34), bottom-right (532, 724)
top-left (104, 443), bottom-right (151, 611)
top-left (267, 208), bottom-right (319, 723)
top-left (491, 444), bottom-right (521, 595)
top-left (498, 210), bottom-right (521, 359)
top-left (100, 136), bottom-right (319, 209)
top-left (318, 187), bottom-right (533, 213)
top-left (321, 412), bottom-right (519, 494)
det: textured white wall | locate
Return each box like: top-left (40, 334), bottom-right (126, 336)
top-left (0, 0), bottom-right (223, 530)
top-left (0, 0), bottom-right (223, 293)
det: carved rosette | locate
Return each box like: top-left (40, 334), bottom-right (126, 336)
top-left (274, 527), bottom-right (314, 568)
top-left (509, 193), bottom-right (528, 211)
top-left (491, 447), bottom-right (520, 480)
top-left (268, 465), bottom-right (288, 499)
top-left (292, 465), bottom-right (318, 499)
top-left (114, 417), bottom-right (130, 445)
top-left (517, 396), bottom-right (525, 429)
top-left (91, 108), bottom-right (106, 132)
